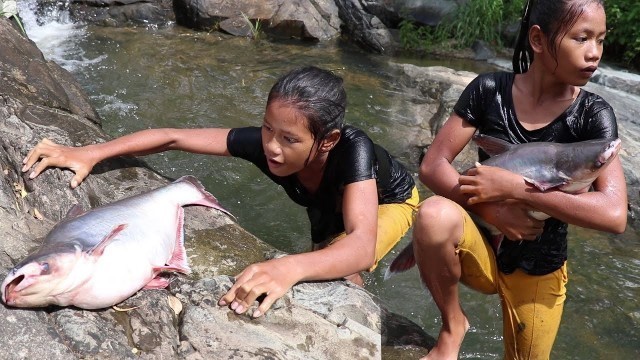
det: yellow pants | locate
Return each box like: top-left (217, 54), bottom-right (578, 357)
top-left (313, 186), bottom-right (420, 271)
top-left (454, 203), bottom-right (567, 360)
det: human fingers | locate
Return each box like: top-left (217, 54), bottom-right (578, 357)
top-left (218, 264), bottom-right (265, 308)
top-left (252, 292), bottom-right (281, 318)
top-left (22, 138), bottom-right (55, 172)
top-left (518, 217), bottom-right (544, 240)
top-left (458, 174), bottom-right (477, 186)
top-left (70, 167), bottom-right (91, 189)
top-left (218, 267), bottom-right (254, 306)
top-left (223, 273), bottom-right (270, 315)
top-left (27, 156), bottom-right (56, 179)
top-left (462, 166), bottom-right (479, 176)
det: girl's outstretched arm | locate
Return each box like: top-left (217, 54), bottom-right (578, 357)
top-left (218, 178), bottom-right (379, 317)
top-left (22, 128), bottom-right (231, 188)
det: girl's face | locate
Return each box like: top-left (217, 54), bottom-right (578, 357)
top-left (545, 2), bottom-right (606, 86)
top-left (261, 100), bottom-right (317, 177)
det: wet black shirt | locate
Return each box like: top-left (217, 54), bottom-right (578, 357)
top-left (454, 71), bottom-right (618, 275)
top-left (227, 125), bottom-right (415, 243)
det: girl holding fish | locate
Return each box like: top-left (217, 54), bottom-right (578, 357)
top-left (409, 0), bottom-right (627, 359)
top-left (21, 66), bottom-right (419, 318)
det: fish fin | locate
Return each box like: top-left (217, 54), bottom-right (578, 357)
top-left (176, 176), bottom-right (237, 221)
top-left (528, 210), bottom-right (550, 221)
top-left (88, 224), bottom-right (127, 256)
top-left (144, 276), bottom-right (171, 289)
top-left (166, 207), bottom-right (192, 274)
top-left (472, 134), bottom-right (515, 157)
top-left (384, 242), bottom-right (416, 280)
top-left (64, 204), bottom-right (86, 219)
top-left (523, 176), bottom-right (567, 191)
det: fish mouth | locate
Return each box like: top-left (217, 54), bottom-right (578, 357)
top-left (596, 139), bottom-right (622, 167)
top-left (2, 274), bottom-right (24, 305)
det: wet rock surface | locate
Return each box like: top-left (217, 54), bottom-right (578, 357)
top-left (0, 18), bottom-right (434, 359)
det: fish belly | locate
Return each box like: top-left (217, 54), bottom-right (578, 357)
top-left (64, 204), bottom-right (182, 308)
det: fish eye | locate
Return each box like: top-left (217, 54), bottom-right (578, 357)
top-left (40, 262), bottom-right (51, 275)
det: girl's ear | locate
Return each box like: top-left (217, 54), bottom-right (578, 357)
top-left (529, 25), bottom-right (545, 54)
top-left (318, 129), bottom-right (341, 153)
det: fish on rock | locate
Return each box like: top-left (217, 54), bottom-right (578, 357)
top-left (386, 134), bottom-right (622, 277)
top-left (1, 175), bottom-right (232, 309)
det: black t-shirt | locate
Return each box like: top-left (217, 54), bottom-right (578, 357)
top-left (227, 125), bottom-right (415, 243)
top-left (454, 71), bottom-right (618, 275)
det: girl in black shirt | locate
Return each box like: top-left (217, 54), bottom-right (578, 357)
top-left (410, 1), bottom-right (627, 359)
top-left (22, 66), bottom-right (418, 318)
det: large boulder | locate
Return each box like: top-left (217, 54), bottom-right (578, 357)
top-left (172, 0), bottom-right (342, 41)
top-left (335, 0), bottom-right (393, 54)
top-left (0, 18), bottom-right (433, 359)
top-left (363, 0), bottom-right (461, 27)
top-left (75, 0), bottom-right (175, 27)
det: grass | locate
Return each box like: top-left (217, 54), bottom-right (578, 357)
top-left (240, 12), bottom-right (262, 40)
top-left (1, 11), bottom-right (27, 35)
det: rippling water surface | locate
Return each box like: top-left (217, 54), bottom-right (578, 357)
top-left (20, 3), bottom-right (640, 358)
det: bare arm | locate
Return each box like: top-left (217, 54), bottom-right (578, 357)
top-left (421, 114), bottom-right (545, 240)
top-left (218, 178), bottom-right (379, 317)
top-left (462, 158), bottom-right (627, 234)
top-left (419, 113), bottom-right (477, 205)
top-left (22, 128), bottom-right (231, 187)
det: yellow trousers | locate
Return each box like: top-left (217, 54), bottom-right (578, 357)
top-left (455, 202), bottom-right (567, 360)
top-left (313, 186), bottom-right (420, 271)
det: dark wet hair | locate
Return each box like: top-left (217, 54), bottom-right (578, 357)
top-left (267, 66), bottom-right (346, 141)
top-left (512, 0), bottom-right (605, 73)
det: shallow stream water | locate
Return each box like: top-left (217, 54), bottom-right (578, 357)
top-left (19, 2), bottom-right (640, 358)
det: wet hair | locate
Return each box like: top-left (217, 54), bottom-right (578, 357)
top-left (512, 0), bottom-right (605, 73)
top-left (267, 66), bottom-right (347, 141)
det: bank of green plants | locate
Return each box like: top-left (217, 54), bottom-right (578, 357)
top-left (400, 0), bottom-right (639, 71)
top-left (606, 0), bottom-right (640, 68)
top-left (400, 0), bottom-right (525, 51)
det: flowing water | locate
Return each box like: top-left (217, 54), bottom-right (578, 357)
top-left (18, 2), bottom-right (640, 358)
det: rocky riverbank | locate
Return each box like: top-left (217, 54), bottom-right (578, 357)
top-left (0, 18), bottom-right (434, 359)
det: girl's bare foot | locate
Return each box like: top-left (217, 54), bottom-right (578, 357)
top-left (421, 316), bottom-right (470, 360)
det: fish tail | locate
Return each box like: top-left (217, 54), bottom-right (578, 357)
top-left (384, 242), bottom-right (416, 280)
top-left (174, 176), bottom-right (236, 221)
top-left (168, 207), bottom-right (191, 275)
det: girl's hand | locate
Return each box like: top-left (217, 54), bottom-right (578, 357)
top-left (478, 200), bottom-right (545, 241)
top-left (218, 257), bottom-right (300, 318)
top-left (459, 164), bottom-right (527, 204)
top-left (22, 138), bottom-right (97, 188)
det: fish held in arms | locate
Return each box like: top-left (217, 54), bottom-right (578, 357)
top-left (1, 175), bottom-right (232, 309)
top-left (385, 135), bottom-right (621, 277)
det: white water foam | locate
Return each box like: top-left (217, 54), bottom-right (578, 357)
top-left (18, 0), bottom-right (104, 71)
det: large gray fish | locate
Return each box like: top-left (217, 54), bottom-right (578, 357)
top-left (386, 135), bottom-right (621, 276)
top-left (1, 175), bottom-right (232, 309)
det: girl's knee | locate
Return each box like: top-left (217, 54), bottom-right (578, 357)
top-left (414, 196), bottom-right (463, 245)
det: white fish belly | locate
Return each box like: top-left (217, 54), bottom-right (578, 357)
top-left (67, 202), bottom-right (184, 308)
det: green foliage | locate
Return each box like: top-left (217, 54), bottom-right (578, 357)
top-left (241, 12), bottom-right (262, 40)
top-left (399, 19), bottom-right (438, 50)
top-left (400, 0), bottom-right (526, 51)
top-left (399, 0), bottom-right (640, 70)
top-left (1, 12), bottom-right (26, 35)
top-left (606, 0), bottom-right (640, 66)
